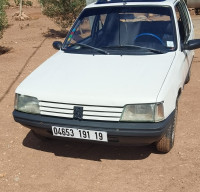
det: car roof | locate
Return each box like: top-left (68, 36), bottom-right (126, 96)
top-left (86, 0), bottom-right (178, 8)
top-left (97, 0), bottom-right (166, 3)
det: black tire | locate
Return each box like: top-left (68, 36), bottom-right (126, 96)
top-left (156, 104), bottom-right (178, 153)
top-left (185, 68), bottom-right (191, 84)
top-left (195, 8), bottom-right (200, 15)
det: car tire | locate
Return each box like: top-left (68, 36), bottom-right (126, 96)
top-left (195, 8), bottom-right (200, 15)
top-left (156, 104), bottom-right (178, 153)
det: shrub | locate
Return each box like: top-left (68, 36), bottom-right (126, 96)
top-left (14, 0), bottom-right (33, 6)
top-left (39, 0), bottom-right (86, 28)
top-left (0, 0), bottom-right (7, 38)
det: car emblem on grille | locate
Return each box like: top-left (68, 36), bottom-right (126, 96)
top-left (73, 106), bottom-right (83, 120)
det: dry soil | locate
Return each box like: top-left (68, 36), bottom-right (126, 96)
top-left (0, 6), bottom-right (200, 192)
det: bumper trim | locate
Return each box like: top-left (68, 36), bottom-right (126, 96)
top-left (13, 110), bottom-right (175, 145)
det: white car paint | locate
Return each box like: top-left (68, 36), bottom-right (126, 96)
top-left (16, 52), bottom-right (176, 110)
top-left (15, 0), bottom-right (195, 121)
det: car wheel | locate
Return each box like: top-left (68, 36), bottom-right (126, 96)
top-left (156, 104), bottom-right (178, 153)
top-left (195, 8), bottom-right (200, 15)
top-left (185, 68), bottom-right (191, 84)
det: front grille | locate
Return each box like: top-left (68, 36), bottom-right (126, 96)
top-left (39, 101), bottom-right (123, 121)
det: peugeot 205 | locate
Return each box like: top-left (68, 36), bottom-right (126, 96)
top-left (13, 0), bottom-right (200, 153)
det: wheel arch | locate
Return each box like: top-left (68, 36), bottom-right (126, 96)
top-left (177, 88), bottom-right (182, 100)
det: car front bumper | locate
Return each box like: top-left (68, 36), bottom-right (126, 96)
top-left (13, 110), bottom-right (175, 145)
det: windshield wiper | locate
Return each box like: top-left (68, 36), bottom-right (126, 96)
top-left (70, 43), bottom-right (109, 55)
top-left (105, 45), bottom-right (165, 54)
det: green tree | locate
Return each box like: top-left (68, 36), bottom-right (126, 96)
top-left (0, 0), bottom-right (7, 38)
top-left (39, 0), bottom-right (86, 28)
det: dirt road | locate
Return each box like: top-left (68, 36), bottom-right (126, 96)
top-left (0, 7), bottom-right (200, 192)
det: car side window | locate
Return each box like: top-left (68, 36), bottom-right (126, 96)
top-left (180, 0), bottom-right (191, 34)
top-left (175, 0), bottom-right (191, 43)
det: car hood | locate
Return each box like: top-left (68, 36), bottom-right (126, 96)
top-left (16, 51), bottom-right (176, 107)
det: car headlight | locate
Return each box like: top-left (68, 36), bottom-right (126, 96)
top-left (15, 94), bottom-right (40, 114)
top-left (120, 103), bottom-right (164, 122)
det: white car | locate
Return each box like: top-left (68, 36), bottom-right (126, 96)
top-left (13, 0), bottom-right (200, 153)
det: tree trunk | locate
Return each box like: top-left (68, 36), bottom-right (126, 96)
top-left (19, 0), bottom-right (22, 17)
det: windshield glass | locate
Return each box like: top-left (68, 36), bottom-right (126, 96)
top-left (63, 6), bottom-right (176, 55)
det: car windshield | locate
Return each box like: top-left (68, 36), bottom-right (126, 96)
top-left (63, 6), bottom-right (176, 55)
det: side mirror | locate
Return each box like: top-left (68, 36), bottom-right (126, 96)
top-left (183, 39), bottom-right (200, 50)
top-left (53, 41), bottom-right (63, 50)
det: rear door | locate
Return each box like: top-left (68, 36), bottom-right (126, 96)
top-left (174, 0), bottom-right (193, 85)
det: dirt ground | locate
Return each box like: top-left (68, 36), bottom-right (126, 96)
top-left (0, 5), bottom-right (200, 192)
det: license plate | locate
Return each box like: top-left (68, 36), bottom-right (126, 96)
top-left (52, 126), bottom-right (108, 142)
